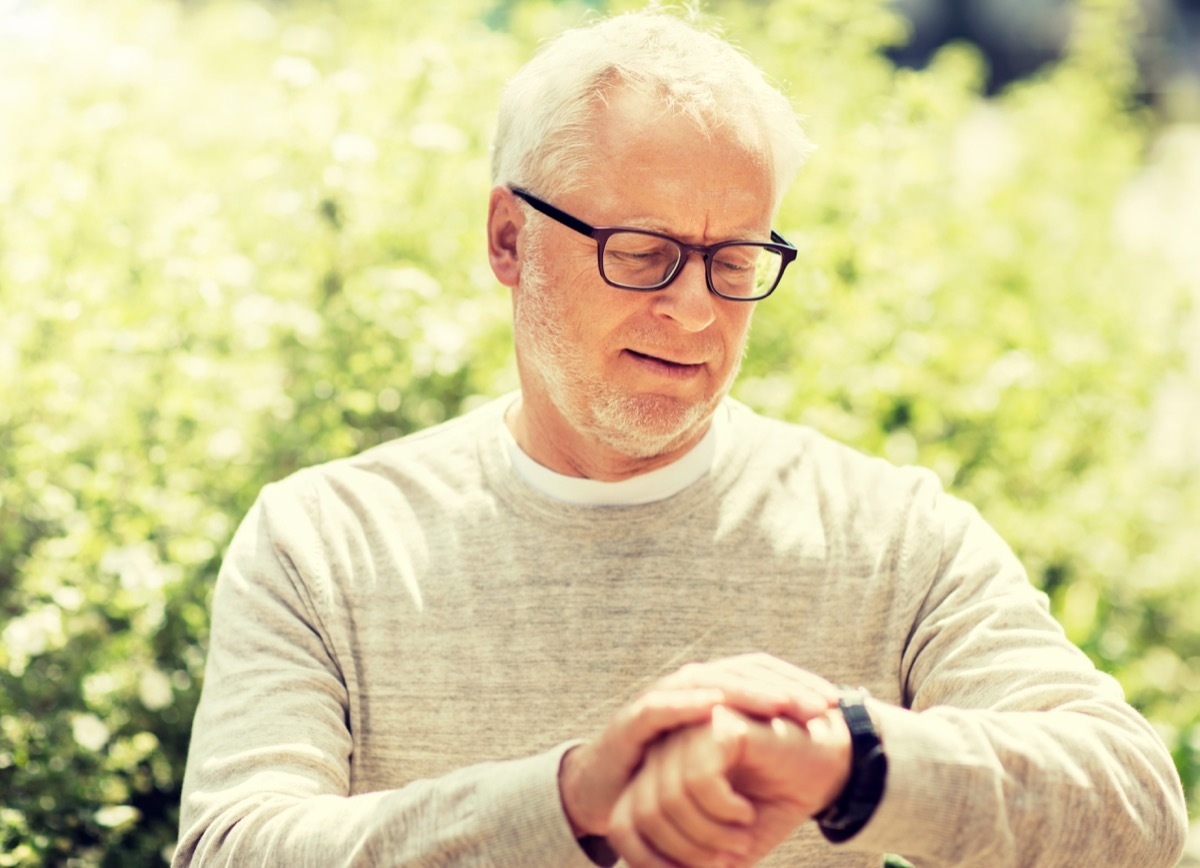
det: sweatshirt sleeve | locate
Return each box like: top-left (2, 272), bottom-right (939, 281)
top-left (173, 485), bottom-right (597, 868)
top-left (839, 481), bottom-right (1188, 866)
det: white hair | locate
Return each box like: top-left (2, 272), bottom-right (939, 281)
top-left (492, 7), bottom-right (813, 208)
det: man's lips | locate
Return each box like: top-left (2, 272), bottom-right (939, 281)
top-left (626, 349), bottom-right (706, 368)
top-left (624, 349), bottom-right (710, 381)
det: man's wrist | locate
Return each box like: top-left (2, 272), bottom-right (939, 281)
top-left (558, 744), bottom-right (590, 838)
top-left (816, 705), bottom-right (853, 813)
top-left (815, 689), bottom-right (888, 843)
top-left (558, 746), bottom-right (619, 866)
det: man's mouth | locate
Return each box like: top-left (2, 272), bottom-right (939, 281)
top-left (626, 349), bottom-right (706, 372)
top-left (624, 348), bottom-right (705, 379)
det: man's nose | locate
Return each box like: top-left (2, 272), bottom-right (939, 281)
top-left (650, 253), bottom-right (716, 332)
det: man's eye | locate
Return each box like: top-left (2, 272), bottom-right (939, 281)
top-left (715, 253), bottom-right (755, 272)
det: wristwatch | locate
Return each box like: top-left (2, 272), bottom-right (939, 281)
top-left (815, 687), bottom-right (888, 843)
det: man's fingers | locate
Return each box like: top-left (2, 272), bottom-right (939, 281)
top-left (564, 657), bottom-right (834, 839)
top-left (608, 825), bottom-right (690, 868)
top-left (562, 688), bottom-right (729, 837)
top-left (610, 770), bottom-right (693, 868)
top-left (611, 747), bottom-right (750, 868)
top-left (689, 706), bottom-right (756, 825)
top-left (703, 654), bottom-right (840, 719)
top-left (653, 666), bottom-right (818, 721)
top-left (656, 728), bottom-right (756, 849)
top-left (686, 772), bottom-right (756, 828)
top-left (611, 687), bottom-right (726, 764)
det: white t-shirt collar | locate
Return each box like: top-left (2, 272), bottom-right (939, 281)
top-left (502, 405), bottom-right (724, 506)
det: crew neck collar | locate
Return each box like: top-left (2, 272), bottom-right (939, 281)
top-left (501, 404), bottom-right (725, 506)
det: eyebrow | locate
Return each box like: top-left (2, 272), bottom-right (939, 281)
top-left (610, 204), bottom-right (772, 244)
top-left (601, 212), bottom-right (771, 244)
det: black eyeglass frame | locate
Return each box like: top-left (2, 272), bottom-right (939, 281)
top-left (510, 187), bottom-right (797, 302)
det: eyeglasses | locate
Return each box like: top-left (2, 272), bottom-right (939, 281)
top-left (511, 187), bottom-right (796, 302)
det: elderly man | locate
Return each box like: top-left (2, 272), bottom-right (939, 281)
top-left (175, 9), bottom-right (1188, 868)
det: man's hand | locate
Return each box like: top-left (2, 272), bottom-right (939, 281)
top-left (558, 655), bottom-right (839, 839)
top-left (606, 703), bottom-right (852, 867)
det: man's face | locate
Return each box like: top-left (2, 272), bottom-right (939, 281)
top-left (512, 88), bottom-right (774, 467)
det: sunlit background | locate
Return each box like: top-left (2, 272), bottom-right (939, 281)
top-left (1, 0), bottom-right (1198, 864)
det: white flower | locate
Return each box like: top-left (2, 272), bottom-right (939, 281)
top-left (94, 805), bottom-right (140, 829)
top-left (138, 668), bottom-right (174, 711)
top-left (71, 714), bottom-right (110, 752)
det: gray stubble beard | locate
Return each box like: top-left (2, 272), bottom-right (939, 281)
top-left (513, 240), bottom-right (740, 460)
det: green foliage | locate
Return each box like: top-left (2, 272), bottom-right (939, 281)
top-left (729, 0), bottom-right (1200, 814)
top-left (1, 0), bottom-right (1196, 863)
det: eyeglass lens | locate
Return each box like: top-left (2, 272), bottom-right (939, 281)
top-left (600, 231), bottom-right (784, 298)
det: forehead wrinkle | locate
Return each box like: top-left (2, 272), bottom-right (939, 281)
top-left (592, 176), bottom-right (770, 240)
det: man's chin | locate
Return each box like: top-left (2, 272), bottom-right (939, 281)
top-left (583, 391), bottom-right (716, 459)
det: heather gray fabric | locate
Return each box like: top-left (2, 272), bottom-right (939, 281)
top-left (175, 395), bottom-right (1186, 867)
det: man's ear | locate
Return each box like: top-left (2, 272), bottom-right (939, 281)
top-left (488, 186), bottom-right (524, 289)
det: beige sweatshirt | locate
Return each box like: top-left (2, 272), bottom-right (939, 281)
top-left (175, 395), bottom-right (1187, 867)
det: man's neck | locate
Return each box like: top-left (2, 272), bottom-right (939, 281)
top-left (504, 397), bottom-right (713, 481)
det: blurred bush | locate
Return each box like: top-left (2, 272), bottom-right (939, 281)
top-left (0, 0), bottom-right (1196, 863)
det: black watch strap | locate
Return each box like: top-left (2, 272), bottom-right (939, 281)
top-left (815, 688), bottom-right (888, 843)
top-left (577, 835), bottom-right (618, 867)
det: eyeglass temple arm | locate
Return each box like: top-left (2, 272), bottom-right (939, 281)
top-left (510, 188), bottom-right (595, 238)
top-left (515, 186), bottom-right (795, 255)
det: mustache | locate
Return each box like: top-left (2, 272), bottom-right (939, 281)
top-left (620, 326), bottom-right (724, 361)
